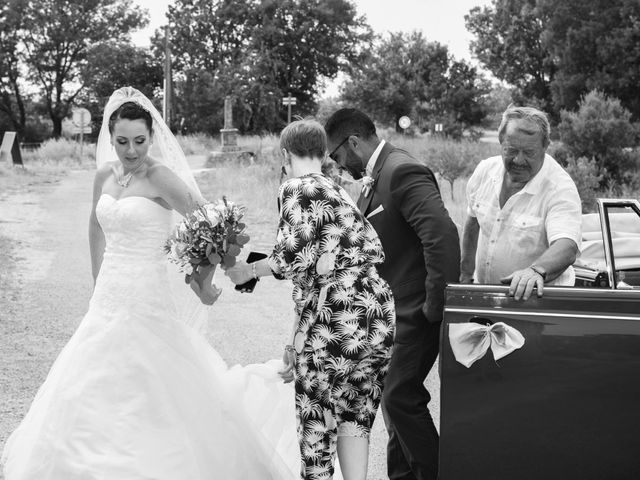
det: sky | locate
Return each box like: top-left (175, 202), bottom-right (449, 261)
top-left (131, 0), bottom-right (494, 95)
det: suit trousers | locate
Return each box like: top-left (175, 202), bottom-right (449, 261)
top-left (382, 292), bottom-right (441, 480)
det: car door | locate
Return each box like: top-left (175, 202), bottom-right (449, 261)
top-left (440, 199), bottom-right (640, 480)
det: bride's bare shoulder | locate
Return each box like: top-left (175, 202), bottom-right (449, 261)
top-left (94, 161), bottom-right (117, 183)
top-left (144, 158), bottom-right (189, 194)
top-left (145, 158), bottom-right (179, 181)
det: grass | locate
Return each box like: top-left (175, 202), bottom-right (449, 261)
top-left (177, 133), bottom-right (220, 155)
top-left (22, 138), bottom-right (96, 168)
top-left (192, 132), bottom-right (478, 243)
top-left (197, 164), bottom-right (281, 233)
top-left (7, 131), bottom-right (637, 230)
top-left (1, 138), bottom-right (98, 200)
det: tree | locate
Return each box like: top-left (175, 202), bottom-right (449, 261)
top-left (482, 83), bottom-right (516, 128)
top-left (77, 41), bottom-right (163, 133)
top-left (162, 0), bottom-right (371, 133)
top-left (440, 60), bottom-right (491, 136)
top-left (342, 32), bottom-right (446, 128)
top-left (558, 90), bottom-right (639, 185)
top-left (465, 0), bottom-right (555, 113)
top-left (466, 0), bottom-right (640, 120)
top-left (172, 69), bottom-right (227, 134)
top-left (541, 0), bottom-right (640, 117)
top-left (0, 0), bottom-right (27, 137)
top-left (18, 0), bottom-right (147, 137)
top-left (341, 31), bottom-right (488, 136)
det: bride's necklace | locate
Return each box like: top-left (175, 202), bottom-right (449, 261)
top-left (115, 160), bottom-right (145, 188)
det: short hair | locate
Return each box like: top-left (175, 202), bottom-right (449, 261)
top-left (498, 105), bottom-right (550, 147)
top-left (279, 118), bottom-right (327, 159)
top-left (108, 101), bottom-right (153, 135)
top-left (324, 108), bottom-right (377, 140)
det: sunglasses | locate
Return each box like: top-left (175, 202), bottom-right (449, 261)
top-left (328, 135), bottom-right (353, 161)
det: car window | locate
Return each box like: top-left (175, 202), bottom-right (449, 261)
top-left (602, 204), bottom-right (640, 288)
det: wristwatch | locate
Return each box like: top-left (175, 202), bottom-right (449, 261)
top-left (529, 264), bottom-right (547, 281)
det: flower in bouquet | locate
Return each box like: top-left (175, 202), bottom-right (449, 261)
top-left (165, 196), bottom-right (250, 282)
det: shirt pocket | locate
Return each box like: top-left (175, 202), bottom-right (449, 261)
top-left (511, 213), bottom-right (543, 230)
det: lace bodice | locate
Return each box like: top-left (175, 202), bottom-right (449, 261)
top-left (91, 194), bottom-right (176, 318)
top-left (97, 194), bottom-right (173, 262)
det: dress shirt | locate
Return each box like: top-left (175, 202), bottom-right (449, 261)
top-left (466, 154), bottom-right (582, 286)
top-left (365, 139), bottom-right (386, 177)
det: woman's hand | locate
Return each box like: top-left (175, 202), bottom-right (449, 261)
top-left (224, 260), bottom-right (254, 285)
top-left (190, 264), bottom-right (222, 305)
top-left (278, 345), bottom-right (296, 383)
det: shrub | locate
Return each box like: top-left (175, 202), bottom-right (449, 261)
top-left (563, 156), bottom-right (604, 213)
top-left (427, 144), bottom-right (476, 199)
top-left (559, 90), bottom-right (640, 186)
top-left (547, 141), bottom-right (572, 167)
top-left (24, 138), bottom-right (95, 167)
top-left (22, 116), bottom-right (53, 143)
top-left (392, 135), bottom-right (500, 200)
top-left (600, 180), bottom-right (640, 200)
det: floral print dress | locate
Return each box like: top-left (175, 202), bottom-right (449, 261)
top-left (269, 173), bottom-right (395, 480)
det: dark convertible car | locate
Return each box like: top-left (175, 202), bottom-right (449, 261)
top-left (440, 199), bottom-right (640, 479)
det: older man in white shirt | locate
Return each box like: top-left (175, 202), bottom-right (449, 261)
top-left (460, 106), bottom-right (582, 301)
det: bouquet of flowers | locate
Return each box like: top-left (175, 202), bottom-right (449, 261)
top-left (165, 197), bottom-right (250, 283)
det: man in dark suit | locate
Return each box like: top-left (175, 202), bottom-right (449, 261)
top-left (325, 108), bottom-right (460, 480)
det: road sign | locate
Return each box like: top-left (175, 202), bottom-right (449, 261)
top-left (282, 95), bottom-right (297, 106)
top-left (72, 108), bottom-right (91, 127)
top-left (70, 126), bottom-right (92, 135)
top-left (72, 107), bottom-right (92, 158)
top-left (398, 116), bottom-right (411, 129)
top-left (283, 94), bottom-right (297, 123)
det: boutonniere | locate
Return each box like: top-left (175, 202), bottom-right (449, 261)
top-left (362, 175), bottom-right (375, 197)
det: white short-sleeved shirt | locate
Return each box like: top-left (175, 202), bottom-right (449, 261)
top-left (466, 154), bottom-right (582, 286)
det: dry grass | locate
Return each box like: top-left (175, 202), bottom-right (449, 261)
top-left (197, 164), bottom-right (281, 234)
top-left (192, 133), bottom-right (478, 239)
top-left (1, 138), bottom-right (98, 201)
top-left (177, 133), bottom-right (220, 155)
top-left (22, 138), bottom-right (96, 167)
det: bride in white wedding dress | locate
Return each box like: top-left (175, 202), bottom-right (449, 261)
top-left (1, 87), bottom-right (301, 479)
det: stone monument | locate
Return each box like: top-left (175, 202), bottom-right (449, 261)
top-left (207, 96), bottom-right (253, 167)
top-left (220, 96), bottom-right (240, 152)
top-left (0, 131), bottom-right (23, 165)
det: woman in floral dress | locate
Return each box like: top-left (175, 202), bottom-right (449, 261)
top-left (226, 119), bottom-right (395, 480)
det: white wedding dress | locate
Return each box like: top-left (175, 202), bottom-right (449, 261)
top-left (1, 194), bottom-right (300, 479)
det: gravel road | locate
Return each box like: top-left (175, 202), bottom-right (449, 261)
top-left (0, 168), bottom-right (440, 479)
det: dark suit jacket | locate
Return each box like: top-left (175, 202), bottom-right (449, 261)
top-left (358, 142), bottom-right (460, 337)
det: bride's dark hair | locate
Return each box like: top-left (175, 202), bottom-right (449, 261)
top-left (108, 101), bottom-right (153, 134)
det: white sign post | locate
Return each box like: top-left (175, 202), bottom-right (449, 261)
top-left (72, 108), bottom-right (91, 158)
top-left (282, 94), bottom-right (297, 124)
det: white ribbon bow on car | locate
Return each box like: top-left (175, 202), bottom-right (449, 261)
top-left (448, 321), bottom-right (525, 368)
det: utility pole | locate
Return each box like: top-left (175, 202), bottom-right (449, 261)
top-left (163, 25), bottom-right (172, 126)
